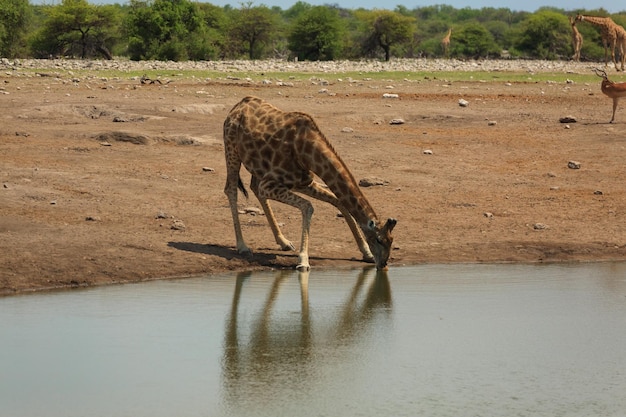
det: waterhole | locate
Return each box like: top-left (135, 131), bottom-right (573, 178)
top-left (1, 263), bottom-right (625, 417)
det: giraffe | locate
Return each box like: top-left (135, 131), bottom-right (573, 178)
top-left (569, 16), bottom-right (583, 62)
top-left (575, 14), bottom-right (620, 71)
top-left (614, 24), bottom-right (626, 71)
top-left (441, 28), bottom-right (452, 57)
top-left (222, 96), bottom-right (397, 271)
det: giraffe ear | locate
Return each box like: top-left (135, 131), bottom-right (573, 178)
top-left (384, 218), bottom-right (397, 233)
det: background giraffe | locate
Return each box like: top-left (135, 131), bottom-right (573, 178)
top-left (615, 25), bottom-right (626, 71)
top-left (569, 16), bottom-right (583, 62)
top-left (441, 28), bottom-right (452, 57)
top-left (222, 96), bottom-right (397, 271)
top-left (575, 14), bottom-right (620, 71)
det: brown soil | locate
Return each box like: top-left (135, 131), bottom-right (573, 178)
top-left (1, 73), bottom-right (625, 295)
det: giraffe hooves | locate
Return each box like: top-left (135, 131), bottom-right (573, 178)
top-left (279, 241), bottom-right (296, 251)
top-left (362, 254), bottom-right (375, 264)
top-left (296, 263), bottom-right (311, 271)
top-left (236, 245), bottom-right (252, 256)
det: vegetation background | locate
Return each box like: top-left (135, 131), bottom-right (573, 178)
top-left (1, 0), bottom-right (625, 62)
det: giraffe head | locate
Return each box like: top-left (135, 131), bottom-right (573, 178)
top-left (574, 14), bottom-right (584, 23)
top-left (365, 218), bottom-right (397, 270)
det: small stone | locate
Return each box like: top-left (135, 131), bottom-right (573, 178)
top-left (202, 167), bottom-right (215, 172)
top-left (568, 161), bottom-right (581, 169)
top-left (100, 142), bottom-right (112, 146)
top-left (594, 190), bottom-right (603, 195)
top-left (341, 127), bottom-right (354, 133)
top-left (155, 210), bottom-right (168, 219)
top-left (560, 116), bottom-right (577, 123)
top-left (487, 120), bottom-right (497, 126)
top-left (533, 223), bottom-right (548, 230)
top-left (241, 206), bottom-right (262, 215)
top-left (484, 212), bottom-right (494, 218)
top-left (359, 177), bottom-right (389, 187)
top-left (85, 216), bottom-right (101, 221)
top-left (3, 183), bottom-right (8, 189)
top-left (564, 124), bottom-right (570, 129)
top-left (550, 186), bottom-right (560, 191)
top-left (389, 118), bottom-right (405, 125)
top-left (171, 219), bottom-right (186, 230)
top-left (458, 99), bottom-right (469, 107)
top-left (423, 149), bottom-right (433, 155)
top-left (382, 93), bottom-right (399, 98)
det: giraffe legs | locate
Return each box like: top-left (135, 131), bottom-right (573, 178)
top-left (224, 168), bottom-right (252, 255)
top-left (297, 181), bottom-right (375, 263)
top-left (257, 178), bottom-right (314, 271)
top-left (250, 175), bottom-right (295, 251)
top-left (250, 177), bottom-right (376, 269)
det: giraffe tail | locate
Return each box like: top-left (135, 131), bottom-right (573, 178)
top-left (237, 176), bottom-right (249, 199)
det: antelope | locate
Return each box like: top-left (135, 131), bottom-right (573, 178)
top-left (594, 68), bottom-right (626, 123)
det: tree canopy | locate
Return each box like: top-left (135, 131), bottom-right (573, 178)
top-left (288, 6), bottom-right (343, 61)
top-left (2, 1), bottom-right (625, 62)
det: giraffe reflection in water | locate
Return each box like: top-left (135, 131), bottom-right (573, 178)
top-left (221, 268), bottom-right (391, 409)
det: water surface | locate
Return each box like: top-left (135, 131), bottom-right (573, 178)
top-left (1, 263), bottom-right (625, 417)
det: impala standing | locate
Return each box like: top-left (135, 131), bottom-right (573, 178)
top-left (594, 68), bottom-right (626, 123)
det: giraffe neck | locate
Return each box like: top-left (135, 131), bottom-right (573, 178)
top-left (298, 126), bottom-right (379, 227)
top-left (581, 15), bottom-right (613, 27)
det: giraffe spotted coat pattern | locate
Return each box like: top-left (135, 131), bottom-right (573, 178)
top-left (222, 96), bottom-right (397, 271)
top-left (575, 14), bottom-right (623, 71)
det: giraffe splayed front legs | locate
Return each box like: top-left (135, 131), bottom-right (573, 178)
top-left (223, 96), bottom-right (397, 271)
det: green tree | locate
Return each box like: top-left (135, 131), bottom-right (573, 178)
top-left (515, 10), bottom-right (570, 59)
top-left (288, 6), bottom-right (343, 60)
top-left (30, 0), bottom-right (119, 59)
top-left (450, 22), bottom-right (500, 58)
top-left (226, 3), bottom-right (277, 59)
top-left (283, 1), bottom-right (312, 20)
top-left (361, 10), bottom-right (415, 61)
top-left (0, 0), bottom-right (30, 57)
top-left (195, 2), bottom-right (227, 59)
top-left (126, 0), bottom-right (207, 61)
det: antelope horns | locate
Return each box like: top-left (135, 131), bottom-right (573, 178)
top-left (594, 68), bottom-right (608, 79)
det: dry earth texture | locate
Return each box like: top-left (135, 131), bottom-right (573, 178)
top-left (1, 59), bottom-right (625, 295)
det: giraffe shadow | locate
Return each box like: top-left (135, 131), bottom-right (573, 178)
top-left (168, 241), bottom-right (280, 267)
top-left (580, 121), bottom-right (616, 125)
top-left (167, 241), bottom-right (363, 268)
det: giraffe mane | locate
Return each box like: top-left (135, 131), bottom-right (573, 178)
top-left (291, 111), bottom-right (379, 223)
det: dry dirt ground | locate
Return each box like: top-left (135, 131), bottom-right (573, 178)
top-left (1, 69), bottom-right (625, 295)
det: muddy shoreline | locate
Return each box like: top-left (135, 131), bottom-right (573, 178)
top-left (1, 60), bottom-right (625, 295)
